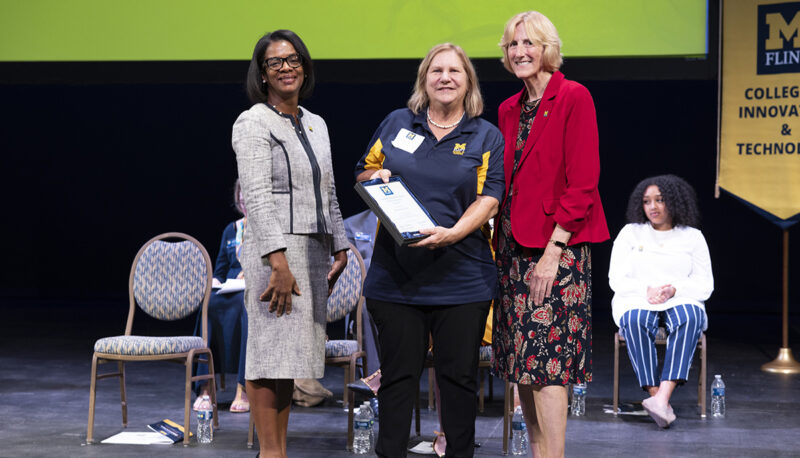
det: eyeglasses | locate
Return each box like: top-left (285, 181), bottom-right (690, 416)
top-left (264, 53), bottom-right (302, 71)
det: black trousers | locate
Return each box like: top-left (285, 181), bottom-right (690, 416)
top-left (367, 298), bottom-right (491, 458)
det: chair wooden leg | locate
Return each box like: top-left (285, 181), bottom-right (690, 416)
top-left (488, 372), bottom-right (494, 401)
top-left (346, 353), bottom-right (363, 451)
top-left (207, 351), bottom-right (218, 429)
top-left (187, 350), bottom-right (218, 445)
top-left (700, 334), bottom-right (707, 418)
top-left (247, 412), bottom-right (255, 448)
top-left (428, 367), bottom-right (435, 410)
top-left (342, 359), bottom-right (356, 411)
top-left (697, 349), bottom-right (702, 410)
top-left (613, 333), bottom-right (621, 416)
top-left (220, 372), bottom-right (226, 391)
top-left (86, 354), bottom-right (99, 444)
top-left (117, 361), bottom-right (127, 427)
top-left (478, 368), bottom-right (485, 413)
top-left (184, 353), bottom-right (194, 446)
top-left (347, 382), bottom-right (355, 451)
top-left (502, 381), bottom-right (512, 455)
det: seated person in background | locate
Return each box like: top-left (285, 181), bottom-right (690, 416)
top-left (343, 209), bottom-right (380, 376)
top-left (344, 209), bottom-right (378, 273)
top-left (609, 174), bottom-right (713, 428)
top-left (194, 179), bottom-right (249, 413)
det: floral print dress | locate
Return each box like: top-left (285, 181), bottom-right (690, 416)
top-left (491, 98), bottom-right (593, 386)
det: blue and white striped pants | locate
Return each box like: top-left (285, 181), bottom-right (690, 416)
top-left (619, 304), bottom-right (704, 388)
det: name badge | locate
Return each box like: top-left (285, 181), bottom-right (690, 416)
top-left (391, 128), bottom-right (425, 153)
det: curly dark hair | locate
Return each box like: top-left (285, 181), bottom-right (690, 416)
top-left (625, 174), bottom-right (701, 229)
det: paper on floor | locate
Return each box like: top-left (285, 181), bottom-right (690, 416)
top-left (100, 431), bottom-right (174, 445)
top-left (408, 440), bottom-right (436, 454)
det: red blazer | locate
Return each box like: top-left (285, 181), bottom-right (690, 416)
top-left (496, 71), bottom-right (609, 248)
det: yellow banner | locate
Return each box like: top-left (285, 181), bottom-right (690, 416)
top-left (718, 0), bottom-right (800, 221)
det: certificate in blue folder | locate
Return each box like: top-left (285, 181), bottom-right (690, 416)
top-left (354, 176), bottom-right (437, 246)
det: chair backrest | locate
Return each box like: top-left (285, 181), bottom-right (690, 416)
top-left (125, 233), bottom-right (212, 336)
top-left (326, 243), bottom-right (366, 324)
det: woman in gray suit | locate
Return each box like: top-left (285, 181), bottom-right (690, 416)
top-left (232, 29), bottom-right (349, 457)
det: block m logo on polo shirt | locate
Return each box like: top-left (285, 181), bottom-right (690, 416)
top-left (757, 2), bottom-right (800, 74)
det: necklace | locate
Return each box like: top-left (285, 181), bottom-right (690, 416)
top-left (522, 97), bottom-right (542, 114)
top-left (272, 105), bottom-right (298, 117)
top-left (427, 108), bottom-right (463, 129)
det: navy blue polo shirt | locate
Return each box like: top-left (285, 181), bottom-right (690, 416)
top-left (354, 108), bottom-right (505, 305)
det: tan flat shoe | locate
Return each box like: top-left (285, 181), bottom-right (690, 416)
top-left (642, 397), bottom-right (676, 428)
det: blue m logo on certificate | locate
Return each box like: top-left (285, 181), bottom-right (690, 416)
top-left (354, 176), bottom-right (437, 245)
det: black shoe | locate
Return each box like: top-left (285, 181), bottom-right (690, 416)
top-left (347, 378), bottom-right (377, 397)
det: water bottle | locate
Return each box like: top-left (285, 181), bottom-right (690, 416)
top-left (196, 394), bottom-right (213, 444)
top-left (353, 401), bottom-right (374, 454)
top-left (711, 374), bottom-right (726, 417)
top-left (510, 405), bottom-right (527, 455)
top-left (571, 383), bottom-right (587, 416)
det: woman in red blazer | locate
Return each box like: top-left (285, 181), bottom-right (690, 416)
top-left (491, 11), bottom-right (609, 458)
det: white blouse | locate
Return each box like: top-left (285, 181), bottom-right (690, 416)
top-left (608, 223), bottom-right (713, 329)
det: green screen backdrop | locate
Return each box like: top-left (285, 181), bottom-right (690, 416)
top-left (0, 0), bottom-right (707, 61)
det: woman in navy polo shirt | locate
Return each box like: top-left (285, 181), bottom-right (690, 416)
top-left (355, 43), bottom-right (504, 457)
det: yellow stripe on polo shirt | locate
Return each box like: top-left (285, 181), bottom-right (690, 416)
top-left (476, 151), bottom-right (490, 194)
top-left (364, 138), bottom-right (385, 170)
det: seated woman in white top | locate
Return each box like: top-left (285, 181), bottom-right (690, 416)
top-left (609, 174), bottom-right (713, 428)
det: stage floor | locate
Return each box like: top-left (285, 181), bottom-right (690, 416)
top-left (1, 301), bottom-right (798, 457)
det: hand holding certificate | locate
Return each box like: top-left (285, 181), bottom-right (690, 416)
top-left (354, 176), bottom-right (437, 245)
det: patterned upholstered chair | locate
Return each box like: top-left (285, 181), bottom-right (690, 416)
top-left (325, 243), bottom-right (367, 450)
top-left (86, 232), bottom-right (217, 445)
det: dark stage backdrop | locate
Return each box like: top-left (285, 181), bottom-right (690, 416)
top-left (1, 66), bottom-right (797, 319)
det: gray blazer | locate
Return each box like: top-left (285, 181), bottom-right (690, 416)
top-left (232, 103), bottom-right (348, 258)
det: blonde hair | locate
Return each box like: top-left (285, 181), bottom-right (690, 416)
top-left (407, 43), bottom-right (483, 118)
top-left (499, 11), bottom-right (562, 74)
